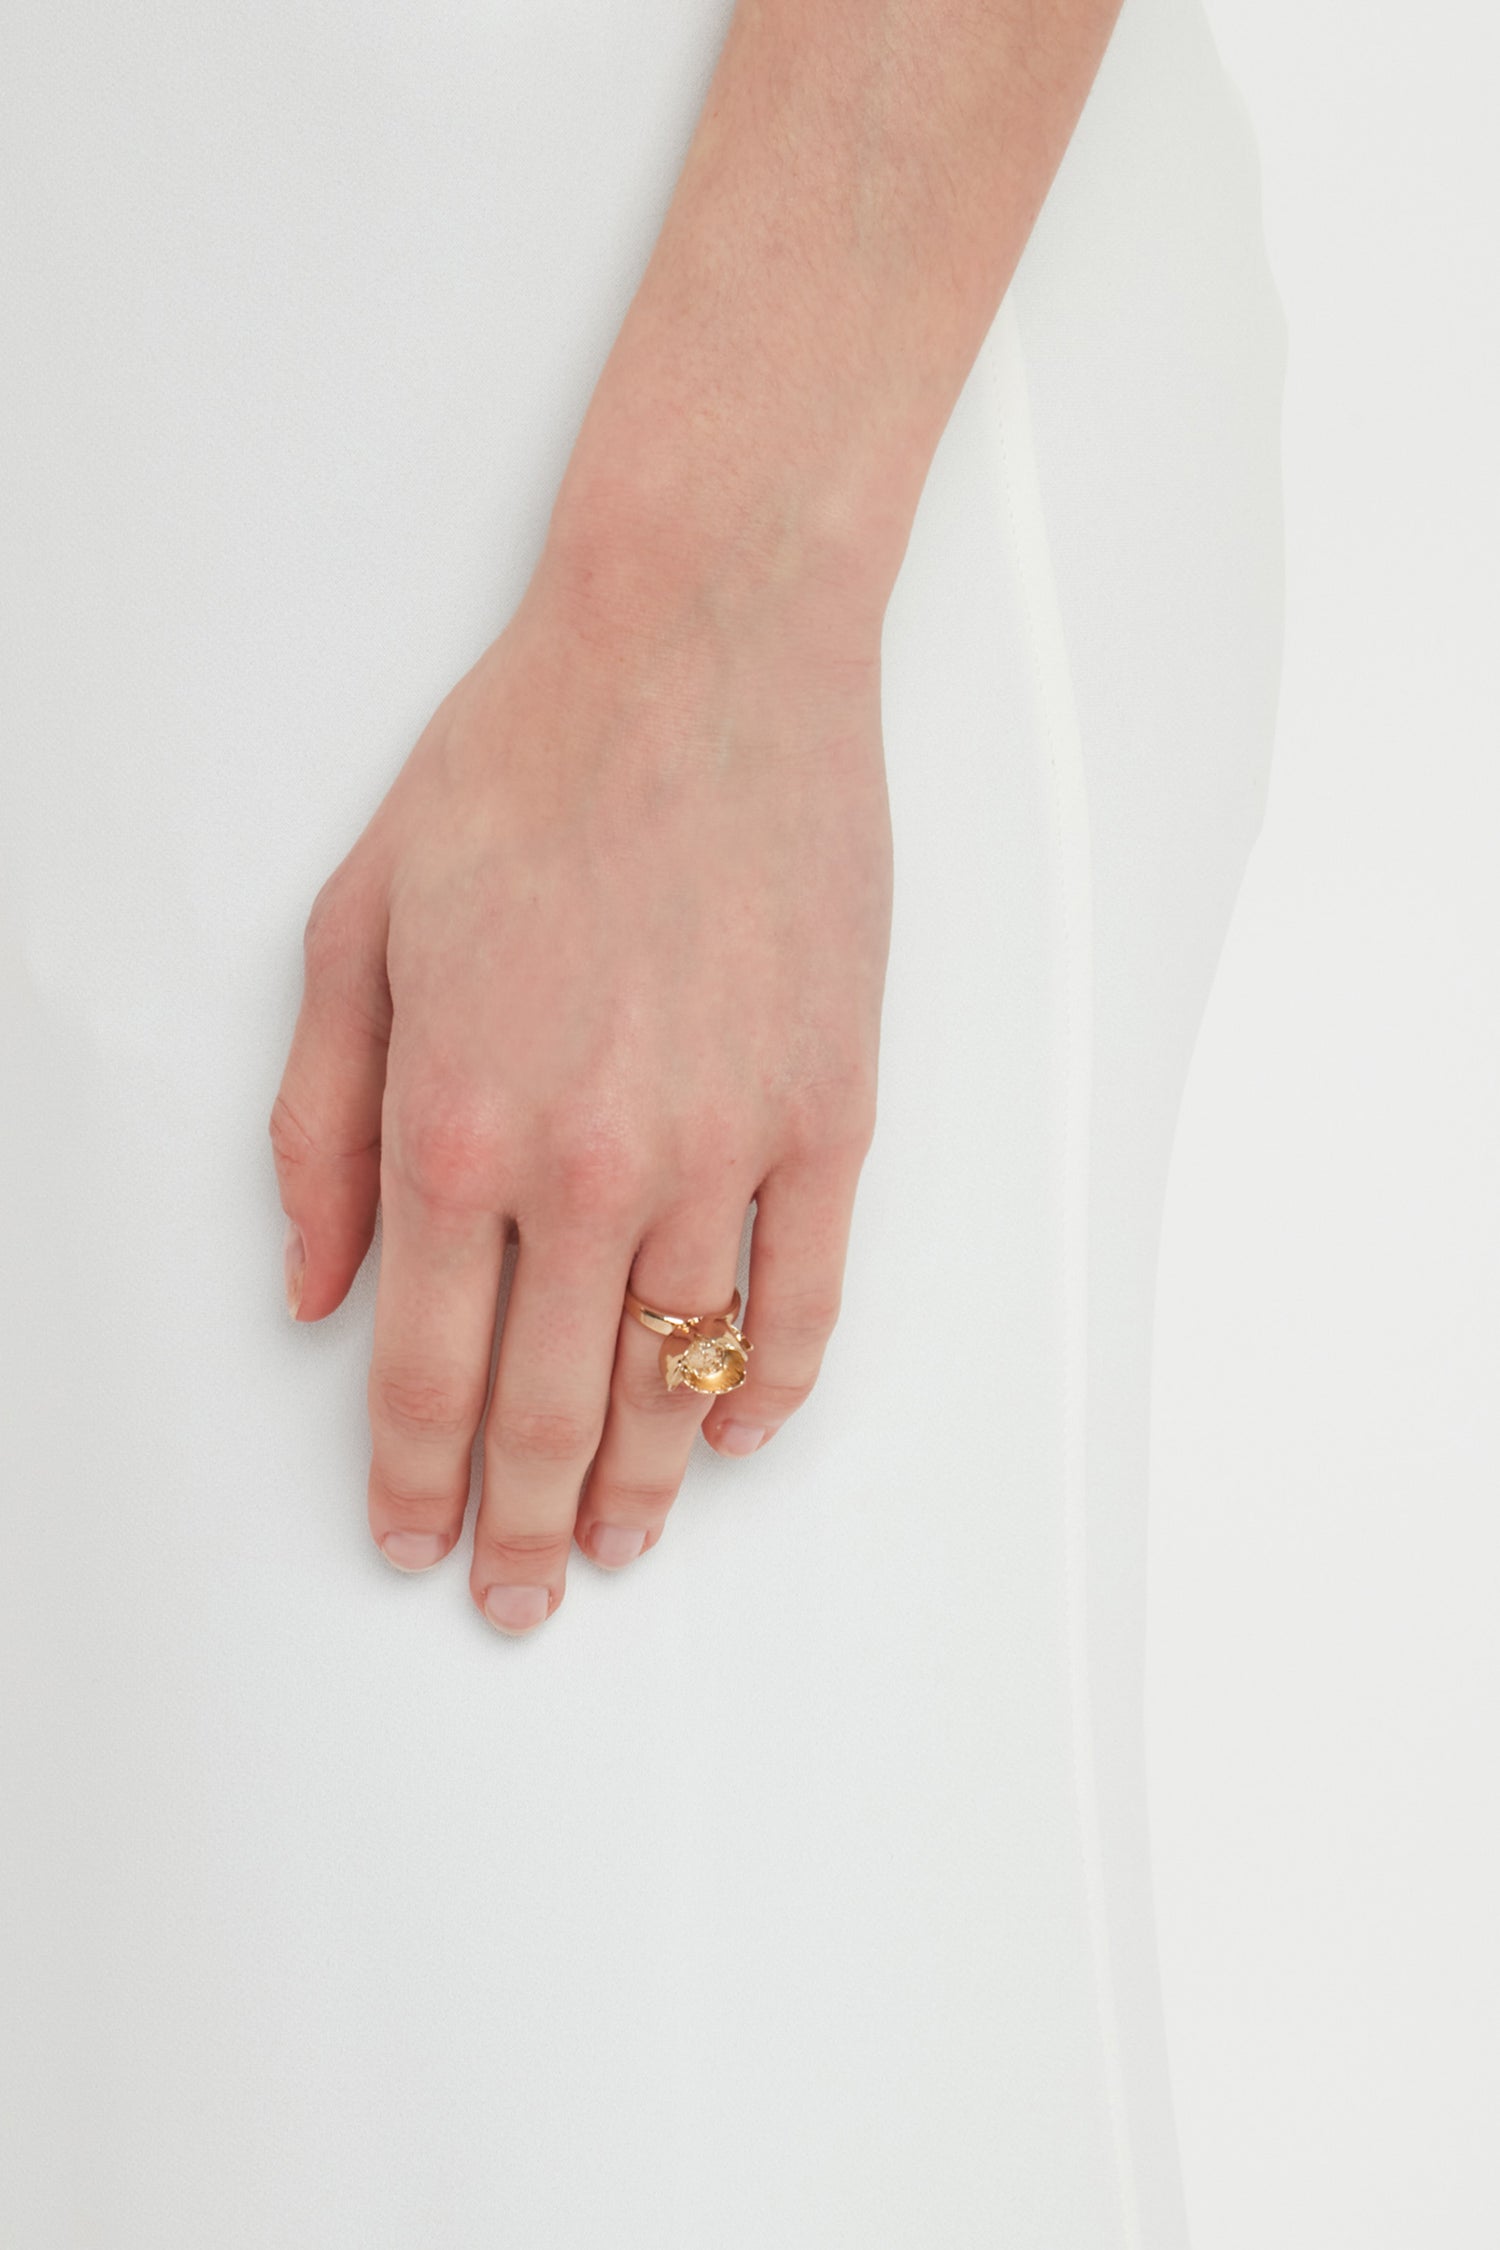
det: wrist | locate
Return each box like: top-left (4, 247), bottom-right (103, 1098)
top-left (542, 376), bottom-right (914, 661)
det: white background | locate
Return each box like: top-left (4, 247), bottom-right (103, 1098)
top-left (1150, 2), bottom-right (1499, 2242)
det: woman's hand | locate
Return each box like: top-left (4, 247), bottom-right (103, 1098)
top-left (270, 518), bottom-right (892, 1631)
top-left (268, 0), bottom-right (1127, 1632)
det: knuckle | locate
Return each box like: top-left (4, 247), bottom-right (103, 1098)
top-left (488, 1405), bottom-right (599, 1468)
top-left (585, 1477), bottom-right (679, 1520)
top-left (300, 886), bottom-right (343, 973)
top-left (370, 1473), bottom-right (467, 1525)
top-left (841, 1082), bottom-right (880, 1156)
top-left (547, 1121), bottom-right (647, 1225)
top-left (269, 1083), bottom-right (382, 1185)
top-left (391, 1097), bottom-right (505, 1212)
top-left (669, 1100), bottom-right (745, 1177)
top-left (747, 1375), bottom-right (817, 1418)
top-left (781, 1080), bottom-right (877, 1169)
top-left (370, 1367), bottom-right (482, 1446)
top-left (301, 872), bottom-right (364, 979)
top-left (474, 1528), bottom-right (572, 1571)
top-left (839, 1109), bottom-right (878, 1168)
top-left (267, 1089), bottom-right (316, 1170)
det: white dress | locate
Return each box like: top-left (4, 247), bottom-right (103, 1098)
top-left (0, 0), bottom-right (1285, 2242)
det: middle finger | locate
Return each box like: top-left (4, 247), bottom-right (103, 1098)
top-left (470, 1225), bottom-right (634, 1634)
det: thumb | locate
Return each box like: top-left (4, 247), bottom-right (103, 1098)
top-left (269, 873), bottom-right (391, 1322)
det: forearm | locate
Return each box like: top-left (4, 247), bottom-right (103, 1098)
top-left (549, 0), bottom-right (1123, 625)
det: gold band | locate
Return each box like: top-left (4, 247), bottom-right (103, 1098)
top-left (623, 1286), bottom-right (752, 1394)
top-left (623, 1286), bottom-right (742, 1336)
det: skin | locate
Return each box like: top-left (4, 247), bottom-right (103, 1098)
top-left (271, 0), bottom-right (1124, 1634)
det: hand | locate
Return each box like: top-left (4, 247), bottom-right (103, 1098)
top-left (269, 523), bottom-right (892, 1633)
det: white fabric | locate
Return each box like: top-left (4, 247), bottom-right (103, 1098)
top-left (0, 0), bottom-right (1286, 2241)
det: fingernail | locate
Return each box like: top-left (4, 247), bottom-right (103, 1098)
top-left (589, 1524), bottom-right (646, 1569)
top-left (380, 1531), bottom-right (449, 1573)
top-left (483, 1585), bottom-right (551, 1635)
top-left (283, 1220), bottom-right (305, 1318)
top-left (715, 1422), bottom-right (767, 1457)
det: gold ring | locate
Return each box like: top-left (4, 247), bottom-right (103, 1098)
top-left (623, 1285), bottom-right (752, 1395)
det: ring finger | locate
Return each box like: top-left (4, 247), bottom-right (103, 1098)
top-left (573, 1204), bottom-right (749, 1571)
